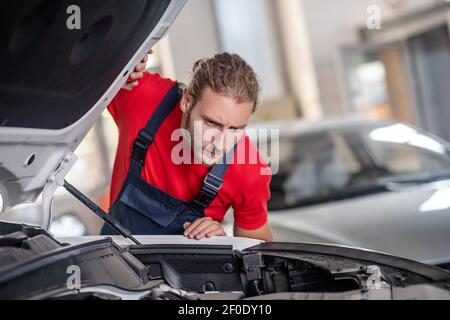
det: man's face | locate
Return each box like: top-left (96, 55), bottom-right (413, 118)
top-left (181, 87), bottom-right (253, 166)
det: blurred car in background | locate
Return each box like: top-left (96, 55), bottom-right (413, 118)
top-left (248, 117), bottom-right (450, 269)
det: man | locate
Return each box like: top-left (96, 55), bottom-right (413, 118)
top-left (100, 51), bottom-right (273, 242)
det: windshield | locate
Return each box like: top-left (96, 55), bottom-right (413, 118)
top-left (268, 123), bottom-right (450, 211)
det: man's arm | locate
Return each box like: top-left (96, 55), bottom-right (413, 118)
top-left (234, 222), bottom-right (273, 242)
top-left (232, 167), bottom-right (273, 242)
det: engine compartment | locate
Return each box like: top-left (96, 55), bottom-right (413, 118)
top-left (134, 248), bottom-right (370, 297)
top-left (1, 221), bottom-right (449, 300)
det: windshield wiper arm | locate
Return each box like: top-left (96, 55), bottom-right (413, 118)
top-left (382, 172), bottom-right (450, 186)
top-left (63, 180), bottom-right (141, 246)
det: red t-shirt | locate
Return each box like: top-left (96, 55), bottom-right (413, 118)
top-left (107, 72), bottom-right (271, 230)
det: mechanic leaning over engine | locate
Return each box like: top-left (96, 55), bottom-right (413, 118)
top-left (100, 50), bottom-right (273, 242)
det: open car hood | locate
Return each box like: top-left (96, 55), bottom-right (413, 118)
top-left (0, 0), bottom-right (186, 216)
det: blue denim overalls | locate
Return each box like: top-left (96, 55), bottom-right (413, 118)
top-left (100, 83), bottom-right (235, 235)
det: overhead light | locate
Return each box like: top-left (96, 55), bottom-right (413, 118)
top-left (369, 124), bottom-right (446, 154)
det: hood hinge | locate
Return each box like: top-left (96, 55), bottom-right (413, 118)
top-left (41, 152), bottom-right (78, 231)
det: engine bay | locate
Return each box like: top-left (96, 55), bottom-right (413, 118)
top-left (1, 221), bottom-right (450, 300)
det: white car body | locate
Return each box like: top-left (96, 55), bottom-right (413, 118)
top-left (269, 181), bottom-right (450, 265)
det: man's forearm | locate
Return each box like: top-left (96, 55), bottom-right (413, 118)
top-left (234, 223), bottom-right (273, 242)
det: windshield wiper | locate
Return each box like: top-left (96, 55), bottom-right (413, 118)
top-left (380, 172), bottom-right (450, 186)
top-left (270, 184), bottom-right (390, 211)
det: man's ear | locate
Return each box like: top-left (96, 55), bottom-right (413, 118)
top-left (180, 88), bottom-right (191, 114)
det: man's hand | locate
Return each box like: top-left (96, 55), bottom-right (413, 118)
top-left (122, 49), bottom-right (153, 90)
top-left (183, 217), bottom-right (227, 240)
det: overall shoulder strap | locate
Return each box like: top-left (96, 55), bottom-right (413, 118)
top-left (129, 82), bottom-right (182, 177)
top-left (192, 142), bottom-right (239, 209)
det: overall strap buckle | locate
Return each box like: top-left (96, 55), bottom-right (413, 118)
top-left (193, 173), bottom-right (223, 209)
top-left (131, 129), bottom-right (154, 167)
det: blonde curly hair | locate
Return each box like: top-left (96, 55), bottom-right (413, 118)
top-left (186, 53), bottom-right (260, 112)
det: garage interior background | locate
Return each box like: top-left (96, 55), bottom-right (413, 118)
top-left (3, 0), bottom-right (450, 240)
